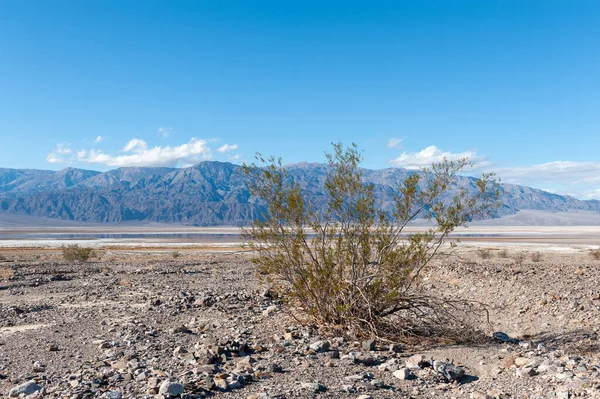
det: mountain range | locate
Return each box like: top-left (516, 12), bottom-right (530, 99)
top-left (1, 162), bottom-right (599, 226)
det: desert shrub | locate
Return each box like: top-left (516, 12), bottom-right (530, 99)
top-left (62, 244), bottom-right (97, 262)
top-left (171, 250), bottom-right (181, 258)
top-left (119, 278), bottom-right (132, 287)
top-left (0, 267), bottom-right (14, 281)
top-left (243, 143), bottom-right (499, 342)
top-left (497, 249), bottom-right (509, 258)
top-left (590, 248), bottom-right (600, 260)
top-left (513, 252), bottom-right (526, 265)
top-left (476, 248), bottom-right (492, 259)
top-left (530, 251), bottom-right (543, 263)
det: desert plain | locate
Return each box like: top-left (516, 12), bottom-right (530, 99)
top-left (1, 223), bottom-right (600, 398)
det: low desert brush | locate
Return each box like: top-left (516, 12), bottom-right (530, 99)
top-left (119, 278), bottom-right (132, 287)
top-left (497, 249), bottom-right (509, 258)
top-left (590, 248), bottom-right (600, 261)
top-left (530, 251), bottom-right (543, 263)
top-left (62, 244), bottom-right (97, 262)
top-left (243, 143), bottom-right (500, 343)
top-left (0, 267), bottom-right (14, 281)
top-left (513, 252), bottom-right (526, 265)
top-left (476, 248), bottom-right (492, 260)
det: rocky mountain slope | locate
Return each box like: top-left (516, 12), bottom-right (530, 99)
top-left (0, 162), bottom-right (599, 225)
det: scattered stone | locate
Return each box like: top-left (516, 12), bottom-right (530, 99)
top-left (170, 325), bottom-right (192, 334)
top-left (9, 380), bottom-right (42, 397)
top-left (514, 356), bottom-right (531, 367)
top-left (309, 340), bottom-right (331, 353)
top-left (470, 392), bottom-right (492, 399)
top-left (393, 367), bottom-right (411, 380)
top-left (433, 360), bottom-right (465, 382)
top-left (371, 379), bottom-right (385, 388)
top-left (492, 331), bottom-right (516, 343)
top-left (300, 381), bottom-right (326, 392)
top-left (405, 354), bottom-right (428, 369)
top-left (32, 361), bottom-right (45, 372)
top-left (389, 343), bottom-right (403, 353)
top-left (101, 391), bottom-right (123, 399)
top-left (361, 339), bottom-right (376, 351)
top-left (516, 366), bottom-right (538, 377)
top-left (158, 380), bottom-right (185, 396)
top-left (263, 305), bottom-right (277, 316)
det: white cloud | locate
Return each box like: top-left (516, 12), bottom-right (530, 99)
top-left (494, 161), bottom-right (600, 199)
top-left (158, 127), bottom-right (172, 138)
top-left (78, 138), bottom-right (211, 167)
top-left (496, 161), bottom-right (600, 185)
top-left (122, 138), bottom-right (149, 153)
top-left (93, 136), bottom-right (103, 144)
top-left (389, 146), bottom-right (600, 199)
top-left (582, 188), bottom-right (600, 200)
top-left (46, 142), bottom-right (72, 164)
top-left (228, 154), bottom-right (241, 162)
top-left (55, 142), bottom-right (72, 155)
top-left (387, 138), bottom-right (403, 149)
top-left (390, 145), bottom-right (488, 170)
top-left (217, 144), bottom-right (238, 153)
top-left (46, 153), bottom-right (64, 164)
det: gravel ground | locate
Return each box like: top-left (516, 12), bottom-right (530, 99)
top-left (1, 244), bottom-right (600, 398)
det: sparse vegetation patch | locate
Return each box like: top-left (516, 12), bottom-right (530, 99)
top-left (243, 143), bottom-right (499, 342)
top-left (62, 245), bottom-right (97, 263)
top-left (477, 248), bottom-right (492, 259)
top-left (0, 267), bottom-right (14, 281)
top-left (531, 251), bottom-right (543, 263)
top-left (497, 249), bottom-right (509, 258)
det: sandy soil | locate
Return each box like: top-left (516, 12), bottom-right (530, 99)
top-left (1, 239), bottom-right (600, 398)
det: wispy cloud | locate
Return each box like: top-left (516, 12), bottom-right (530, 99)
top-left (389, 145), bottom-right (488, 170)
top-left (158, 127), bottom-right (172, 138)
top-left (46, 142), bottom-right (72, 164)
top-left (93, 136), bottom-right (103, 144)
top-left (46, 153), bottom-right (64, 164)
top-left (122, 138), bottom-right (148, 153)
top-left (77, 138), bottom-right (211, 167)
top-left (494, 161), bottom-right (600, 199)
top-left (387, 138), bottom-right (403, 149)
top-left (388, 144), bottom-right (600, 200)
top-left (217, 144), bottom-right (238, 153)
top-left (55, 142), bottom-right (72, 155)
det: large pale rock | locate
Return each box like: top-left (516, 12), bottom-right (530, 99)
top-left (158, 381), bottom-right (184, 396)
top-left (9, 381), bottom-right (42, 397)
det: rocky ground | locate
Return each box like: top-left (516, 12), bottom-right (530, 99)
top-left (1, 244), bottom-right (600, 398)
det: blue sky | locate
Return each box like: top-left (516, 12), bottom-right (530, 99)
top-left (1, 1), bottom-right (600, 199)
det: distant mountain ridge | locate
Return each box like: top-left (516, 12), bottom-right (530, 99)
top-left (0, 162), bottom-right (599, 225)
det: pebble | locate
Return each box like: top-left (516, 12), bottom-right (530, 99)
top-left (393, 367), bottom-right (411, 380)
top-left (405, 354), bottom-right (427, 369)
top-left (309, 340), bottom-right (331, 353)
top-left (361, 339), bottom-right (376, 351)
top-left (300, 381), bottom-right (326, 392)
top-left (158, 380), bottom-right (185, 396)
